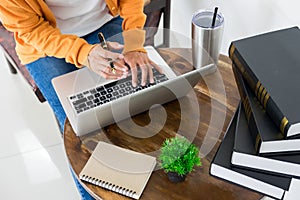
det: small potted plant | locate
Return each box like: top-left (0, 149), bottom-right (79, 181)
top-left (159, 136), bottom-right (202, 183)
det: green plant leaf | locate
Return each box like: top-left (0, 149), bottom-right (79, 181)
top-left (159, 136), bottom-right (202, 175)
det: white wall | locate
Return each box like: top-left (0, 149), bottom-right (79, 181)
top-left (170, 0), bottom-right (300, 55)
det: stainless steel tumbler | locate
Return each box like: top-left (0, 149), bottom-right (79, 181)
top-left (192, 9), bottom-right (224, 69)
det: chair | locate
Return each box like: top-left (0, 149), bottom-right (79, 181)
top-left (0, 23), bottom-right (46, 102)
top-left (144, 0), bottom-right (171, 47)
top-left (0, 0), bottom-right (171, 103)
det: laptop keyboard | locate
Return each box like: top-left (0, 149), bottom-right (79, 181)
top-left (69, 68), bottom-right (169, 114)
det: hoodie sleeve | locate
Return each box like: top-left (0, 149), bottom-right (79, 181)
top-left (0, 0), bottom-right (94, 67)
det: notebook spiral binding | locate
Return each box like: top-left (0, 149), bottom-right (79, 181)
top-left (80, 174), bottom-right (138, 198)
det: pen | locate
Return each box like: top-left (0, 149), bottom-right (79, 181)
top-left (98, 32), bottom-right (108, 50)
top-left (98, 32), bottom-right (116, 74)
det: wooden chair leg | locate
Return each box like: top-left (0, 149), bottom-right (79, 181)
top-left (162, 0), bottom-right (171, 47)
top-left (5, 56), bottom-right (17, 74)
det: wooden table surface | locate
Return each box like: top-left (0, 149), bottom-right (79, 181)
top-left (64, 48), bottom-right (263, 200)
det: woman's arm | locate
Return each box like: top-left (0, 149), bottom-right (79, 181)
top-left (119, 0), bottom-right (147, 53)
top-left (0, 0), bottom-right (94, 67)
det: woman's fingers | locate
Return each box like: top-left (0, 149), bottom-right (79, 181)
top-left (124, 51), bottom-right (163, 87)
top-left (87, 44), bottom-right (128, 79)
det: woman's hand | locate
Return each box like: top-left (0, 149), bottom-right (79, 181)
top-left (87, 42), bottom-right (129, 79)
top-left (123, 51), bottom-right (163, 87)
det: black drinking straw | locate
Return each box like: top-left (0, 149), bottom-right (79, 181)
top-left (211, 7), bottom-right (218, 27)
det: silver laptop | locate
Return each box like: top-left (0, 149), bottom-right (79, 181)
top-left (52, 46), bottom-right (215, 136)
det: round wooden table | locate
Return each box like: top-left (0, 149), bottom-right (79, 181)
top-left (64, 49), bottom-right (263, 200)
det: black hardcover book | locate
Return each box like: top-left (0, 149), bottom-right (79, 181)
top-left (210, 104), bottom-right (291, 200)
top-left (229, 26), bottom-right (300, 138)
top-left (232, 103), bottom-right (300, 178)
top-left (233, 64), bottom-right (300, 155)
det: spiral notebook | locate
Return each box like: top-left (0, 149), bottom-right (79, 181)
top-left (79, 141), bottom-right (156, 199)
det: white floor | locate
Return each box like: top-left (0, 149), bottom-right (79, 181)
top-left (1, 0), bottom-right (300, 199)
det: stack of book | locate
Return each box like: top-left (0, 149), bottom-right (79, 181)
top-left (210, 27), bottom-right (300, 200)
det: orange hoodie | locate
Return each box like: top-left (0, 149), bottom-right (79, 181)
top-left (0, 0), bottom-right (146, 67)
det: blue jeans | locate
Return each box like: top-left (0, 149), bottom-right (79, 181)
top-left (26, 16), bottom-right (123, 200)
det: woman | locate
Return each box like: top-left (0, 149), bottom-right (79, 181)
top-left (0, 0), bottom-right (161, 199)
